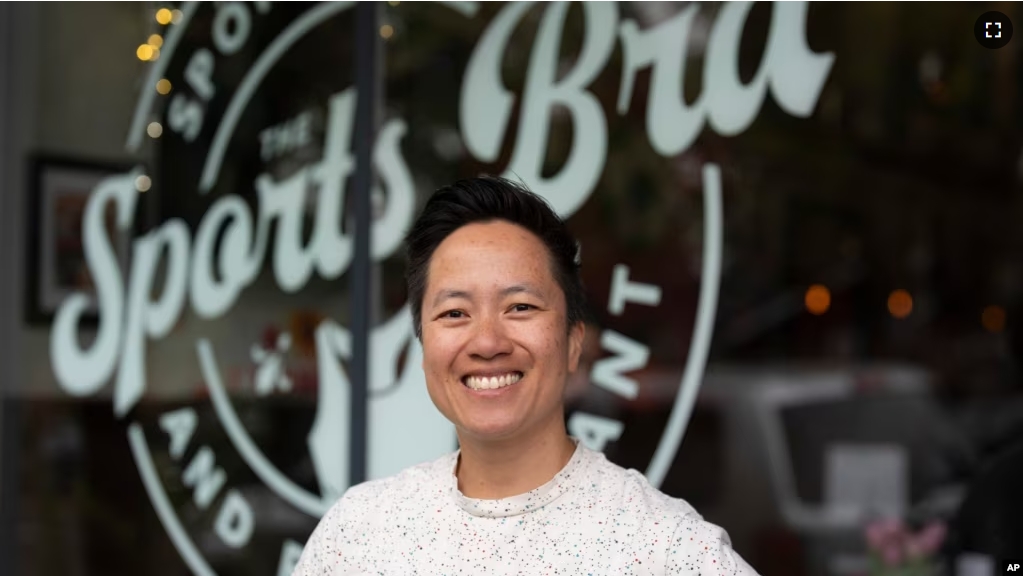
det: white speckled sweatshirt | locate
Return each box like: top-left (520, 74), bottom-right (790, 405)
top-left (292, 440), bottom-right (759, 576)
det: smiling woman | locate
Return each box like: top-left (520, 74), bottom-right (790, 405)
top-left (420, 218), bottom-right (583, 472)
top-left (291, 177), bottom-right (760, 575)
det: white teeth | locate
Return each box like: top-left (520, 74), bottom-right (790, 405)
top-left (465, 372), bottom-right (521, 390)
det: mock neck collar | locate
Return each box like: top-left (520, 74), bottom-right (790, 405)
top-left (448, 438), bottom-right (586, 518)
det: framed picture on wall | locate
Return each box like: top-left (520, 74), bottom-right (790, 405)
top-left (25, 155), bottom-right (134, 325)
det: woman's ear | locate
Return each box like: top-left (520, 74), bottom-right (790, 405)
top-left (567, 321), bottom-right (585, 373)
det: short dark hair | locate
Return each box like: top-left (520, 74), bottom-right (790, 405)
top-left (405, 176), bottom-right (588, 339)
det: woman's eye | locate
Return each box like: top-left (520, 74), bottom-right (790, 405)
top-left (511, 304), bottom-right (534, 312)
top-left (442, 310), bottom-right (464, 319)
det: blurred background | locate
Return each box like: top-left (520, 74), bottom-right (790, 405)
top-left (0, 2), bottom-right (1021, 575)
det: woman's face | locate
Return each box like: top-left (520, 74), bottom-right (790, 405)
top-left (420, 220), bottom-right (584, 444)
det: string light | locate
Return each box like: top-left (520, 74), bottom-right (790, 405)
top-left (147, 122), bottom-right (163, 138)
top-left (135, 175), bottom-right (152, 192)
top-left (982, 305), bottom-right (1007, 333)
top-left (148, 34), bottom-right (164, 49)
top-left (380, 24), bottom-right (394, 39)
top-left (156, 79), bottom-right (172, 95)
top-left (171, 9), bottom-right (183, 24)
top-left (137, 44), bottom-right (155, 61)
top-left (155, 8), bottom-right (172, 25)
top-left (888, 289), bottom-right (913, 319)
top-left (804, 284), bottom-right (831, 316)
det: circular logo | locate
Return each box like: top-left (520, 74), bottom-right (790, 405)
top-left (975, 11), bottom-right (1013, 49)
top-left (48, 2), bottom-right (835, 574)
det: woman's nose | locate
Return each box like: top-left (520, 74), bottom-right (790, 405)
top-left (466, 314), bottom-right (513, 359)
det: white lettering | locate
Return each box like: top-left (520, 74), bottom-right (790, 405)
top-left (591, 329), bottom-right (648, 399)
top-left (115, 220), bottom-right (190, 416)
top-left (260, 112), bottom-right (313, 161)
top-left (159, 408), bottom-right (197, 460)
top-left (506, 2), bottom-right (617, 217)
top-left (261, 171), bottom-right (315, 293)
top-left (460, 2), bottom-right (533, 162)
top-left (214, 489), bottom-right (254, 548)
top-left (51, 171), bottom-right (139, 397)
top-left (52, 88), bottom-right (415, 409)
top-left (252, 333), bottom-right (292, 396)
top-left (168, 94), bottom-right (204, 142)
top-left (51, 3), bottom-right (838, 460)
top-left (462, 2), bottom-right (618, 218)
top-left (618, 6), bottom-right (706, 155)
top-left (568, 412), bottom-right (624, 451)
top-left (190, 195), bottom-right (267, 318)
top-left (185, 49), bottom-right (216, 101)
top-left (263, 88), bottom-right (414, 291)
top-left (213, 3), bottom-right (252, 56)
top-left (704, 2), bottom-right (834, 134)
top-left (465, 2), bottom-right (832, 186)
top-left (283, 90), bottom-right (358, 286)
top-left (607, 264), bottom-right (661, 316)
top-left (370, 119), bottom-right (414, 260)
top-left (277, 540), bottom-right (304, 576)
top-left (619, 2), bottom-right (833, 155)
top-left (182, 446), bottom-right (227, 510)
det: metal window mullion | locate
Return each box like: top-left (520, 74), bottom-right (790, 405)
top-left (348, 0), bottom-right (379, 488)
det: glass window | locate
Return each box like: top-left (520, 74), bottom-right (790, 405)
top-left (2, 2), bottom-right (1020, 574)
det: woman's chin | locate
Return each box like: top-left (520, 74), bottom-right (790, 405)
top-left (457, 419), bottom-right (524, 442)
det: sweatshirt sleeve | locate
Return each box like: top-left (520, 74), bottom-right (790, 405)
top-left (664, 512), bottom-right (760, 575)
top-left (290, 496), bottom-right (349, 576)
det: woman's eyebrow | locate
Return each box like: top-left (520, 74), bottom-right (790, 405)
top-left (431, 284), bottom-right (545, 307)
top-left (500, 284), bottom-right (545, 299)
top-left (432, 289), bottom-right (472, 307)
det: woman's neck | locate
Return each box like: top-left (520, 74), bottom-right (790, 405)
top-left (455, 421), bottom-right (576, 500)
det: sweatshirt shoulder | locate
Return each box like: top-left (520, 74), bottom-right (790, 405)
top-left (290, 452), bottom-right (456, 576)
top-left (582, 446), bottom-right (698, 519)
top-left (342, 451), bottom-right (456, 508)
top-left (579, 448), bottom-right (759, 574)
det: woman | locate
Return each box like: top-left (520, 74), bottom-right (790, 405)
top-left (293, 176), bottom-right (759, 575)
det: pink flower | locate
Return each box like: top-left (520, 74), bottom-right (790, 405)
top-left (880, 542), bottom-right (904, 567)
top-left (905, 538), bottom-right (925, 560)
top-left (865, 517), bottom-right (907, 551)
top-left (915, 521), bottom-right (947, 555)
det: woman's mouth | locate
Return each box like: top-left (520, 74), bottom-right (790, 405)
top-left (461, 371), bottom-right (524, 391)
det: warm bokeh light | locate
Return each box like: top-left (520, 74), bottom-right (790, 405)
top-left (156, 78), bottom-right (172, 95)
top-left (136, 44), bottom-right (154, 61)
top-left (982, 305), bottom-right (1007, 333)
top-left (150, 47), bottom-right (161, 61)
top-left (888, 289), bottom-right (913, 319)
top-left (148, 34), bottom-right (164, 49)
top-left (147, 122), bottom-right (163, 138)
top-left (135, 175), bottom-right (152, 192)
top-left (171, 9), bottom-right (183, 24)
top-left (805, 284), bottom-right (831, 316)
top-left (380, 24), bottom-right (394, 39)
top-left (155, 8), bottom-right (173, 25)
